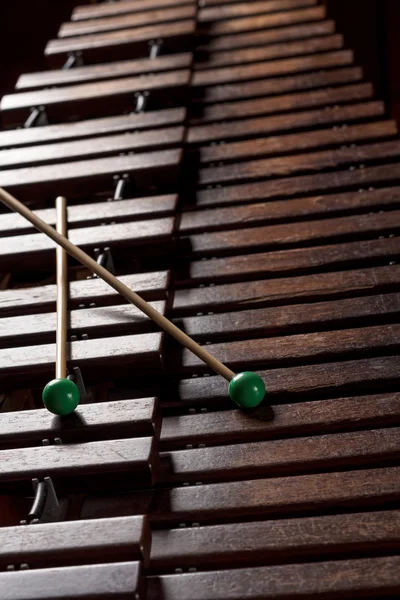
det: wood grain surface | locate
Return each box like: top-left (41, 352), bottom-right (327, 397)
top-left (0, 397), bottom-right (160, 449)
top-left (73, 0), bottom-right (195, 20)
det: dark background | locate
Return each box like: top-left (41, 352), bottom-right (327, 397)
top-left (0, 0), bottom-right (399, 123)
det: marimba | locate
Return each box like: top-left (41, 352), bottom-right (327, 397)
top-left (0, 0), bottom-right (400, 598)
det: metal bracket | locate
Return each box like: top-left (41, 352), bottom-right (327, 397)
top-left (67, 366), bottom-right (90, 402)
top-left (24, 106), bottom-right (49, 129)
top-left (63, 51), bottom-right (84, 70)
top-left (112, 173), bottom-right (130, 200)
top-left (94, 247), bottom-right (116, 274)
top-left (134, 91), bottom-right (149, 113)
top-left (20, 477), bottom-right (61, 525)
top-left (149, 39), bottom-right (163, 59)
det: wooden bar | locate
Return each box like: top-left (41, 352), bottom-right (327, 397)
top-left (0, 300), bottom-right (166, 348)
top-left (1, 72), bottom-right (190, 124)
top-left (173, 265), bottom-right (400, 314)
top-left (151, 510), bottom-right (400, 570)
top-left (191, 83), bottom-right (373, 124)
top-left (0, 333), bottom-right (164, 387)
top-left (174, 293), bottom-right (400, 343)
top-left (188, 101), bottom-right (382, 144)
top-left (0, 195), bottom-right (177, 237)
top-left (194, 163), bottom-right (400, 207)
top-left (17, 53), bottom-right (192, 90)
top-left (174, 356), bottom-right (400, 405)
top-left (0, 437), bottom-right (157, 492)
top-left (0, 516), bottom-right (150, 569)
top-left (196, 121), bottom-right (396, 165)
top-left (0, 127), bottom-right (185, 169)
top-left (0, 398), bottom-right (161, 449)
top-left (199, 6), bottom-right (327, 37)
top-left (183, 211), bottom-right (400, 257)
top-left (198, 0), bottom-right (318, 23)
top-left (159, 428), bottom-right (400, 483)
top-left (147, 556), bottom-right (400, 599)
top-left (179, 187), bottom-right (400, 234)
top-left (81, 466), bottom-right (400, 524)
top-left (1, 562), bottom-right (144, 600)
top-left (197, 66), bottom-right (363, 104)
top-left (0, 271), bottom-right (169, 317)
top-left (60, 6), bottom-right (197, 38)
top-left (0, 108), bottom-right (186, 149)
top-left (160, 392), bottom-right (400, 449)
top-left (0, 149), bottom-right (182, 200)
top-left (197, 19), bottom-right (336, 52)
top-left (192, 50), bottom-right (354, 87)
top-left (73, 0), bottom-right (195, 21)
top-left (195, 34), bottom-right (344, 69)
top-left (178, 323), bottom-right (400, 373)
top-left (178, 237), bottom-right (400, 286)
top-left (45, 21), bottom-right (196, 67)
top-left (0, 217), bottom-right (174, 268)
top-left (61, 6), bottom-right (196, 38)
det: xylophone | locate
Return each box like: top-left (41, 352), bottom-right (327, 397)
top-left (0, 0), bottom-right (400, 598)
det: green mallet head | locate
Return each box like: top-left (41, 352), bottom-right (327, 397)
top-left (228, 371), bottom-right (266, 408)
top-left (42, 378), bottom-right (80, 416)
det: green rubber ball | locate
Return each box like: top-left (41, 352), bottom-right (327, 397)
top-left (42, 378), bottom-right (80, 416)
top-left (228, 372), bottom-right (266, 408)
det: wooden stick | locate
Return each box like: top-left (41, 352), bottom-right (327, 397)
top-left (55, 196), bottom-right (68, 380)
top-left (0, 187), bottom-right (235, 382)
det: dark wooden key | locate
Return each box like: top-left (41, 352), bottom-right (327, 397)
top-left (0, 397), bottom-right (161, 450)
top-left (173, 265), bottom-right (400, 314)
top-left (0, 516), bottom-right (150, 569)
top-left (0, 217), bottom-right (174, 269)
top-left (188, 101), bottom-right (381, 144)
top-left (0, 271), bottom-right (169, 317)
top-left (1, 72), bottom-right (190, 124)
top-left (191, 82), bottom-right (373, 125)
top-left (199, 5), bottom-right (327, 37)
top-left (17, 53), bottom-right (192, 90)
top-left (174, 355), bottom-right (400, 406)
top-left (0, 107), bottom-right (185, 148)
top-left (197, 121), bottom-right (395, 166)
top-left (60, 5), bottom-right (197, 38)
top-left (1, 562), bottom-right (144, 600)
top-left (161, 392), bottom-right (400, 449)
top-left (0, 332), bottom-right (163, 388)
top-left (197, 19), bottom-right (336, 53)
top-left (180, 187), bottom-right (400, 234)
top-left (0, 149), bottom-right (181, 200)
top-left (147, 556), bottom-right (400, 599)
top-left (0, 195), bottom-right (177, 237)
top-left (197, 139), bottom-right (400, 187)
top-left (195, 163), bottom-right (400, 208)
top-left (73, 0), bottom-right (194, 20)
top-left (160, 428), bottom-right (400, 483)
top-left (198, 0), bottom-right (318, 23)
top-left (197, 66), bottom-right (363, 104)
top-left (0, 126), bottom-right (185, 169)
top-left (0, 300), bottom-right (166, 348)
top-left (45, 21), bottom-right (196, 67)
top-left (179, 323), bottom-right (400, 373)
top-left (184, 211), bottom-right (400, 257)
top-left (82, 466), bottom-right (400, 524)
top-left (151, 510), bottom-right (400, 571)
top-left (175, 294), bottom-right (400, 343)
top-left (0, 436), bottom-right (157, 493)
top-left (192, 50), bottom-right (353, 88)
top-left (178, 237), bottom-right (400, 286)
top-left (195, 34), bottom-right (344, 70)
